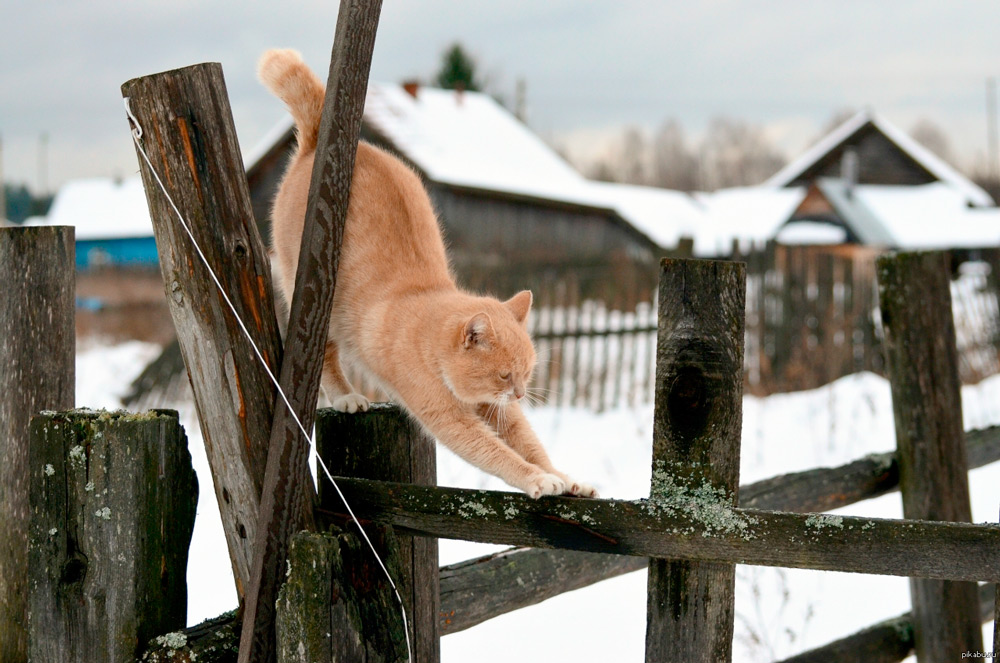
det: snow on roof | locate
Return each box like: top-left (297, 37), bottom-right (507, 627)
top-left (854, 182), bottom-right (1000, 249)
top-left (363, 83), bottom-right (594, 202)
top-left (585, 181), bottom-right (705, 249)
top-left (42, 177), bottom-right (152, 241)
top-left (693, 186), bottom-right (806, 256)
top-left (765, 109), bottom-right (994, 208)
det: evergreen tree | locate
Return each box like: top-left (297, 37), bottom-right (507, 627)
top-left (435, 43), bottom-right (482, 92)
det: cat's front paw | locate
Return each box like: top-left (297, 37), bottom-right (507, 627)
top-left (331, 393), bottom-right (370, 413)
top-left (564, 478), bottom-right (599, 498)
top-left (523, 472), bottom-right (567, 499)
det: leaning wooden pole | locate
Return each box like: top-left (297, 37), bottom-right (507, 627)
top-left (121, 65), bottom-right (283, 596)
top-left (239, 2), bottom-right (383, 662)
top-left (0, 226), bottom-right (75, 663)
top-left (877, 251), bottom-right (982, 662)
top-left (645, 258), bottom-right (745, 662)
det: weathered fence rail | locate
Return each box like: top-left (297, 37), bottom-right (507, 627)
top-left (137, 420), bottom-right (1000, 658)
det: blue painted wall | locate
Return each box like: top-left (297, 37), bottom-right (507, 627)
top-left (77, 236), bottom-right (158, 270)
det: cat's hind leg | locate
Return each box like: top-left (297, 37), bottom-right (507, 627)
top-left (321, 340), bottom-right (370, 413)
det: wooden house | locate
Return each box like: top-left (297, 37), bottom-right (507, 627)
top-left (245, 82), bottom-right (662, 297)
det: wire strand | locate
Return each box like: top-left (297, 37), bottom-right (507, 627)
top-left (124, 97), bottom-right (412, 662)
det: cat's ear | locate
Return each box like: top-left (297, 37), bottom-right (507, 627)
top-left (463, 313), bottom-right (494, 349)
top-left (504, 290), bottom-right (533, 325)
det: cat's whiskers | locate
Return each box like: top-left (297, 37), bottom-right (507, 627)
top-left (525, 386), bottom-right (558, 406)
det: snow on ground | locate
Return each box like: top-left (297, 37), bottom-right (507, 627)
top-left (78, 341), bottom-right (1000, 661)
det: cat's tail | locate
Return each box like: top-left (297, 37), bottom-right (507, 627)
top-left (258, 49), bottom-right (325, 152)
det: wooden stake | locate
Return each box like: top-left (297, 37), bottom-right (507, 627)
top-left (0, 226), bottom-right (74, 663)
top-left (644, 258), bottom-right (745, 663)
top-left (877, 251), bottom-right (983, 661)
top-left (28, 410), bottom-right (196, 662)
top-left (317, 404), bottom-right (440, 662)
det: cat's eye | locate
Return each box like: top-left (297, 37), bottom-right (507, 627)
top-left (499, 372), bottom-right (511, 381)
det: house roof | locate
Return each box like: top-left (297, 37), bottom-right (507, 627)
top-left (854, 181), bottom-right (1000, 249)
top-left (765, 109), bottom-right (994, 207)
top-left (39, 177), bottom-right (152, 240)
top-left (363, 83), bottom-right (592, 201)
top-left (693, 186), bottom-right (807, 255)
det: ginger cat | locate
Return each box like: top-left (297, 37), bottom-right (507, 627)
top-left (258, 49), bottom-right (597, 499)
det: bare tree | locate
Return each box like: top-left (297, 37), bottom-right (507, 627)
top-left (618, 126), bottom-right (650, 185)
top-left (699, 116), bottom-right (787, 189)
top-left (910, 118), bottom-right (955, 165)
top-left (582, 126), bottom-right (651, 184)
top-left (651, 119), bottom-right (699, 191)
top-left (575, 116), bottom-right (787, 191)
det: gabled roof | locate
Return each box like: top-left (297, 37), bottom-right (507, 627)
top-left (766, 109), bottom-right (994, 207)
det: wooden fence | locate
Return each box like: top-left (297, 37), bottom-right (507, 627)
top-left (505, 242), bottom-right (1000, 410)
top-left (6, 229), bottom-right (1000, 661)
top-left (6, 6), bottom-right (1000, 661)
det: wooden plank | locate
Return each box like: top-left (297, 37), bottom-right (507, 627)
top-left (877, 251), bottom-right (982, 661)
top-left (239, 3), bottom-right (383, 662)
top-left (316, 477), bottom-right (1000, 582)
top-left (276, 531), bottom-right (408, 662)
top-left (27, 410), bottom-right (197, 663)
top-left (0, 226), bottom-right (75, 663)
top-left (316, 404), bottom-right (439, 662)
top-left (121, 64), bottom-right (283, 596)
top-left (646, 258), bottom-right (744, 662)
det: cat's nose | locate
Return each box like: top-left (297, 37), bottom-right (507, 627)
top-left (513, 384), bottom-right (525, 399)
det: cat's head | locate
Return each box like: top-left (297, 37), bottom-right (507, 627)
top-left (444, 290), bottom-right (536, 406)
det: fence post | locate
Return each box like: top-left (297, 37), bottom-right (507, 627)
top-left (276, 531), bottom-right (409, 662)
top-left (645, 258), bottom-right (745, 662)
top-left (27, 410), bottom-right (197, 663)
top-left (317, 403), bottom-right (440, 662)
top-left (876, 250), bottom-right (982, 661)
top-left (0, 226), bottom-right (75, 663)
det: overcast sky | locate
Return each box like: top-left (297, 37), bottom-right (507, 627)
top-left (2, 1), bottom-right (999, 192)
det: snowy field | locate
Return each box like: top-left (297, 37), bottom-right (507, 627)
top-left (77, 340), bottom-right (1000, 662)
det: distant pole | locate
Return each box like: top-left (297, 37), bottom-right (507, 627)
top-left (987, 78), bottom-right (998, 184)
